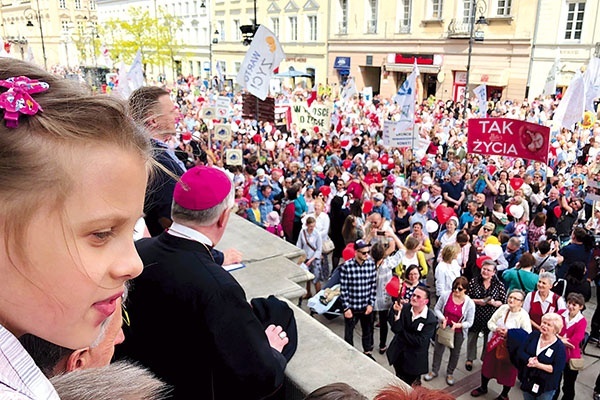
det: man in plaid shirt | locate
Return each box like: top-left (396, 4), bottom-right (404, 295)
top-left (340, 239), bottom-right (377, 359)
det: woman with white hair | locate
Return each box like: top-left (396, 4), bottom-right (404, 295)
top-left (523, 272), bottom-right (567, 331)
top-left (518, 313), bottom-right (567, 400)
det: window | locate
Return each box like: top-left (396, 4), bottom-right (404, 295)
top-left (564, 2), bottom-right (585, 40)
top-left (496, 0), bottom-right (511, 16)
top-left (61, 20), bottom-right (70, 34)
top-left (219, 21), bottom-right (226, 41)
top-left (339, 0), bottom-right (348, 33)
top-left (235, 62), bottom-right (241, 75)
top-left (75, 0), bottom-right (82, 9)
top-left (289, 16), bottom-right (298, 41)
top-left (271, 17), bottom-right (280, 37)
top-left (399, 0), bottom-right (411, 32)
top-left (233, 20), bottom-right (241, 40)
top-left (367, 0), bottom-right (378, 33)
top-left (430, 0), bottom-right (442, 19)
top-left (59, 0), bottom-right (66, 8)
top-left (89, 0), bottom-right (96, 10)
top-left (308, 15), bottom-right (317, 41)
top-left (462, 0), bottom-right (472, 24)
top-left (77, 21), bottom-right (84, 36)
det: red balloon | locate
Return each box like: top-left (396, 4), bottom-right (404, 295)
top-left (342, 159), bottom-right (352, 169)
top-left (320, 185), bottom-right (331, 197)
top-left (252, 134), bottom-right (262, 144)
top-left (181, 131), bottom-right (192, 141)
top-left (435, 204), bottom-right (455, 225)
top-left (363, 200), bottom-right (374, 214)
top-left (476, 256), bottom-right (492, 269)
top-left (510, 177), bottom-right (524, 191)
top-left (342, 244), bottom-right (355, 261)
top-left (387, 161), bottom-right (396, 170)
top-left (313, 126), bottom-right (319, 133)
top-left (553, 206), bottom-right (562, 218)
top-left (487, 165), bottom-right (497, 176)
top-left (340, 139), bottom-right (350, 147)
top-left (379, 154), bottom-right (389, 164)
top-left (506, 204), bottom-right (513, 217)
top-left (385, 275), bottom-right (400, 297)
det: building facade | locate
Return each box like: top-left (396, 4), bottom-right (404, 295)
top-left (526, 0), bottom-right (600, 100)
top-left (328, 0), bottom-right (538, 102)
top-left (1, 0), bottom-right (99, 70)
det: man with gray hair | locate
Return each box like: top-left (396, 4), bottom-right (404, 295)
top-left (118, 166), bottom-right (290, 400)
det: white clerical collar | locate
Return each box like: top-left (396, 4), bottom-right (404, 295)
top-left (167, 222), bottom-right (213, 247)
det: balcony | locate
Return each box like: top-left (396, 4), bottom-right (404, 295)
top-left (447, 18), bottom-right (470, 39)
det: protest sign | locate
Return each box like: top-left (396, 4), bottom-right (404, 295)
top-left (467, 118), bottom-right (550, 164)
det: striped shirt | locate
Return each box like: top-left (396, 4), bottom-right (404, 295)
top-left (0, 324), bottom-right (60, 399)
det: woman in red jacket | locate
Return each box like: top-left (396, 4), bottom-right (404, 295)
top-left (554, 293), bottom-right (587, 400)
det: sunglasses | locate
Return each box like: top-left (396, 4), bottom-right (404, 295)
top-left (453, 286), bottom-right (465, 292)
top-left (357, 250), bottom-right (369, 255)
top-left (483, 227), bottom-right (491, 232)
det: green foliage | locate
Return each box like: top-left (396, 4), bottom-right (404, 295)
top-left (103, 6), bottom-right (184, 69)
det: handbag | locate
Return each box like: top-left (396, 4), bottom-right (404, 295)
top-left (322, 237), bottom-right (335, 254)
top-left (569, 357), bottom-right (584, 370)
top-left (436, 326), bottom-right (455, 349)
top-left (486, 311), bottom-right (509, 360)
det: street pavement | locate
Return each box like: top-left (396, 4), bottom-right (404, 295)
top-left (300, 282), bottom-right (599, 399)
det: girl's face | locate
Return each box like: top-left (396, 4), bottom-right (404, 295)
top-left (0, 147), bottom-right (147, 350)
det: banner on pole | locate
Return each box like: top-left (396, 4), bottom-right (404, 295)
top-left (467, 118), bottom-right (550, 164)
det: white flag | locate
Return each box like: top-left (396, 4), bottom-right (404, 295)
top-left (341, 77), bottom-right (357, 102)
top-left (583, 56), bottom-right (600, 112)
top-left (553, 70), bottom-right (585, 130)
top-left (236, 25), bottom-right (285, 101)
top-left (216, 61), bottom-right (224, 89)
top-left (127, 49), bottom-right (145, 92)
top-left (393, 61), bottom-right (419, 133)
top-left (543, 55), bottom-right (560, 97)
top-left (473, 84), bottom-right (487, 118)
top-left (113, 61), bottom-right (135, 100)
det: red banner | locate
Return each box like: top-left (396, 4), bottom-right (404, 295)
top-left (466, 118), bottom-right (550, 164)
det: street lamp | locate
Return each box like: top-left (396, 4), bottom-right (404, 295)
top-left (24, 0), bottom-right (47, 70)
top-left (200, 1), bottom-right (220, 85)
top-left (463, 0), bottom-right (488, 119)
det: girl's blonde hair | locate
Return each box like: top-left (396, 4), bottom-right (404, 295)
top-left (0, 59), bottom-right (152, 259)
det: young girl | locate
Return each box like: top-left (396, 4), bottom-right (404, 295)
top-left (266, 211), bottom-right (284, 238)
top-left (0, 59), bottom-right (151, 397)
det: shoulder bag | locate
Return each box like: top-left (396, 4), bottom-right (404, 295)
top-left (436, 326), bottom-right (455, 349)
top-left (569, 357), bottom-right (584, 370)
top-left (322, 236), bottom-right (335, 254)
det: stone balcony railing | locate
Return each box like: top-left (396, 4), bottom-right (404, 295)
top-left (218, 214), bottom-right (408, 399)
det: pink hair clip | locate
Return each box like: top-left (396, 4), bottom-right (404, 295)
top-left (0, 76), bottom-right (49, 128)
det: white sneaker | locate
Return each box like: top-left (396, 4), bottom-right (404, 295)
top-left (423, 372), bottom-right (438, 381)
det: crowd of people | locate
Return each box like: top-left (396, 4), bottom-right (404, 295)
top-left (157, 75), bottom-right (600, 398)
top-left (2, 56), bottom-right (600, 400)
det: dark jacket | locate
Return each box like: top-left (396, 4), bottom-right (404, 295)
top-left (117, 233), bottom-right (287, 400)
top-left (386, 303), bottom-right (437, 375)
top-left (518, 330), bottom-right (566, 395)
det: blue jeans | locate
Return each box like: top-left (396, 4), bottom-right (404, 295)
top-left (523, 390), bottom-right (555, 400)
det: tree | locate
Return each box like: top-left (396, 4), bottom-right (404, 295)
top-left (103, 6), bottom-right (183, 76)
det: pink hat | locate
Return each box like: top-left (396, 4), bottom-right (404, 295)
top-left (173, 166), bottom-right (232, 210)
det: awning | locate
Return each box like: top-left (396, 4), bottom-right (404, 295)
top-left (385, 64), bottom-right (440, 74)
top-left (334, 56), bottom-right (351, 71)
